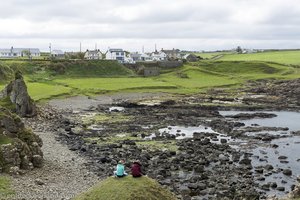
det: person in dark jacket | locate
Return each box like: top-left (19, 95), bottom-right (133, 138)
top-left (131, 160), bottom-right (144, 177)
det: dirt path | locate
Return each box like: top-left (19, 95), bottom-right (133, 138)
top-left (9, 130), bottom-right (99, 200)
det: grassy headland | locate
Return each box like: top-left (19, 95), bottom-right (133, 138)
top-left (74, 176), bottom-right (177, 200)
top-left (218, 50), bottom-right (300, 66)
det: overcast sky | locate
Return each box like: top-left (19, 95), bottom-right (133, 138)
top-left (0, 0), bottom-right (300, 52)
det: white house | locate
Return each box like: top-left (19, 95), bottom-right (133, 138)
top-left (0, 47), bottom-right (40, 58)
top-left (84, 49), bottom-right (101, 60)
top-left (51, 50), bottom-right (64, 58)
top-left (151, 50), bottom-right (167, 61)
top-left (106, 48), bottom-right (126, 63)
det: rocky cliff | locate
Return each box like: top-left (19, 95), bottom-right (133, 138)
top-left (0, 73), bottom-right (42, 174)
top-left (0, 107), bottom-right (43, 174)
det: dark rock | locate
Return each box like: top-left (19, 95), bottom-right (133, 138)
top-left (277, 186), bottom-right (285, 191)
top-left (255, 168), bottom-right (264, 174)
top-left (261, 183), bottom-right (270, 191)
top-left (270, 182), bottom-right (277, 188)
top-left (32, 155), bottom-right (43, 168)
top-left (264, 164), bottom-right (274, 171)
top-left (239, 158), bottom-right (251, 165)
top-left (220, 138), bottom-right (227, 144)
top-left (0, 74), bottom-right (36, 117)
top-left (278, 156), bottom-right (288, 160)
top-left (283, 169), bottom-right (292, 176)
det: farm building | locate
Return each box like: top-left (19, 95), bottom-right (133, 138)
top-left (51, 50), bottom-right (65, 58)
top-left (183, 54), bottom-right (200, 62)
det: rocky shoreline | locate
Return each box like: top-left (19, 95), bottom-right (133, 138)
top-left (3, 78), bottom-right (300, 200)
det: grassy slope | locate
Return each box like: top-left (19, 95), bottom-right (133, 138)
top-left (1, 59), bottom-right (300, 101)
top-left (0, 176), bottom-right (14, 198)
top-left (195, 61), bottom-right (299, 80)
top-left (26, 82), bottom-right (73, 101)
top-left (74, 176), bottom-right (177, 200)
top-left (54, 77), bottom-right (177, 93)
top-left (219, 50), bottom-right (300, 65)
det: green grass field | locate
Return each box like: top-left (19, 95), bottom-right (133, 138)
top-left (1, 58), bottom-right (300, 101)
top-left (26, 82), bottom-right (73, 101)
top-left (74, 176), bottom-right (176, 200)
top-left (219, 50), bottom-right (300, 65)
top-left (195, 51), bottom-right (233, 59)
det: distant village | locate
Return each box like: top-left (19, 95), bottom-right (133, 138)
top-left (0, 46), bottom-right (266, 64)
top-left (0, 46), bottom-right (205, 63)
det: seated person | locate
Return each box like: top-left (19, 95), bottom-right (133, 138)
top-left (131, 160), bottom-right (144, 177)
top-left (114, 160), bottom-right (128, 177)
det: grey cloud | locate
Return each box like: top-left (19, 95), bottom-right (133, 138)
top-left (0, 0), bottom-right (300, 50)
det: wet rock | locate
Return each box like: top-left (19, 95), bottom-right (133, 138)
top-left (220, 138), bottom-right (227, 144)
top-left (282, 169), bottom-right (292, 176)
top-left (264, 164), bottom-right (274, 171)
top-left (278, 156), bottom-right (288, 160)
top-left (277, 186), bottom-right (285, 191)
top-left (255, 168), bottom-right (264, 174)
top-left (261, 183), bottom-right (270, 191)
top-left (291, 131), bottom-right (300, 136)
top-left (257, 177), bottom-right (265, 181)
top-left (225, 112), bottom-right (277, 120)
top-left (270, 182), bottom-right (277, 188)
top-left (239, 158), bottom-right (251, 165)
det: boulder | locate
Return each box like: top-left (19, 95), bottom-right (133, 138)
top-left (0, 73), bottom-right (36, 117)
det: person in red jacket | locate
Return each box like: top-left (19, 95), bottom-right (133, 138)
top-left (131, 160), bottom-right (144, 177)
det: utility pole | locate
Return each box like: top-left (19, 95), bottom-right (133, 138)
top-left (49, 43), bottom-right (51, 59)
top-left (80, 42), bottom-right (82, 53)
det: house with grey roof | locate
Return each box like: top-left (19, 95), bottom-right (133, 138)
top-left (51, 50), bottom-right (65, 58)
top-left (0, 47), bottom-right (40, 58)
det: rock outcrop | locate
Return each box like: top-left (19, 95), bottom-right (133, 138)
top-left (0, 107), bottom-right (43, 174)
top-left (0, 72), bottom-right (36, 117)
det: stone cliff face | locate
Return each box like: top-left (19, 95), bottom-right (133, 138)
top-left (0, 107), bottom-right (43, 174)
top-left (0, 74), bottom-right (42, 174)
top-left (0, 73), bottom-right (36, 117)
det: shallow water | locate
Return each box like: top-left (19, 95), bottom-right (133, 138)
top-left (219, 111), bottom-right (300, 132)
top-left (157, 126), bottom-right (241, 144)
top-left (251, 136), bottom-right (300, 196)
top-left (220, 110), bottom-right (300, 197)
